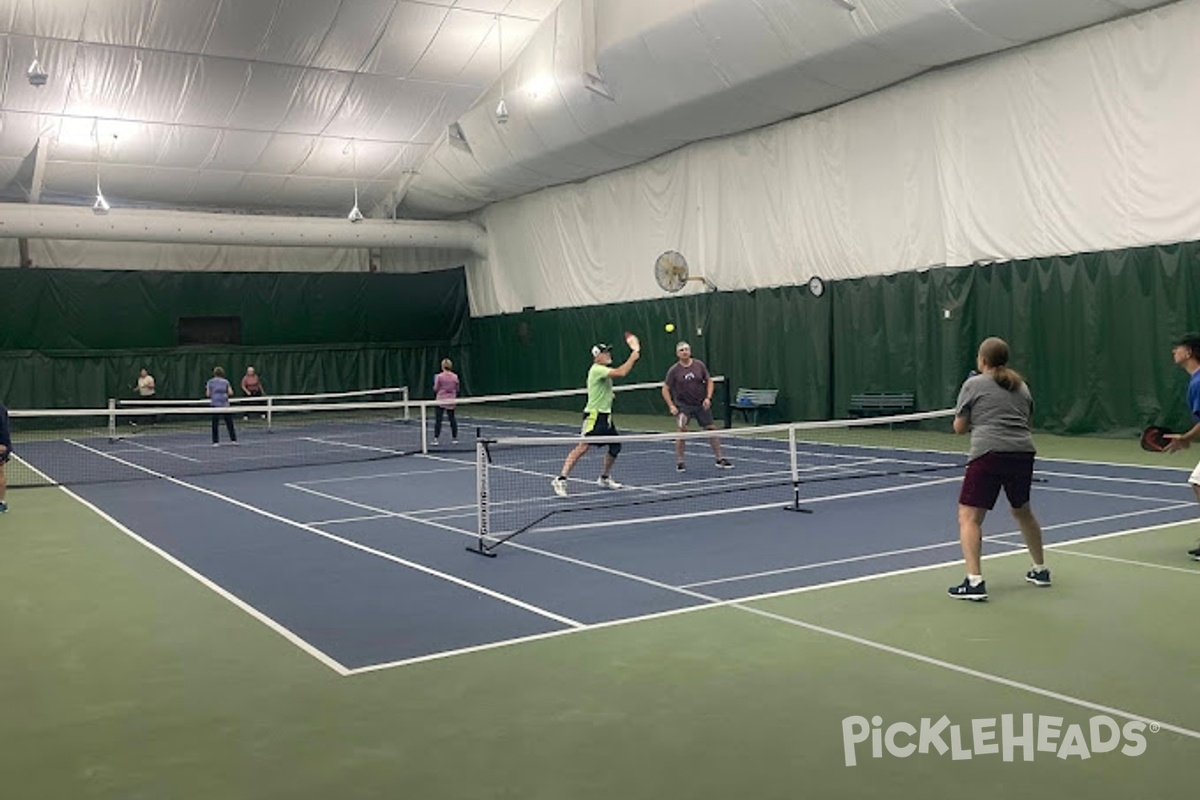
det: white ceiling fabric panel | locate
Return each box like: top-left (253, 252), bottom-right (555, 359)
top-left (0, 0), bottom-right (1183, 223)
top-left (310, 0), bottom-right (398, 72)
top-left (141, 0), bottom-right (222, 53)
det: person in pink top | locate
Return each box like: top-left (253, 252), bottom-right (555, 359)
top-left (432, 358), bottom-right (460, 445)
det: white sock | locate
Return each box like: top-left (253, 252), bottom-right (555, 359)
top-left (967, 574), bottom-right (984, 587)
top-left (1032, 563), bottom-right (1045, 571)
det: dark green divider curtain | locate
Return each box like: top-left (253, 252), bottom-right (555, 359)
top-left (0, 266), bottom-right (470, 408)
top-left (468, 240), bottom-right (1199, 435)
top-left (0, 267), bottom-right (469, 349)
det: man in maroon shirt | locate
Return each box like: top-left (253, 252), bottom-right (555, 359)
top-left (661, 341), bottom-right (732, 472)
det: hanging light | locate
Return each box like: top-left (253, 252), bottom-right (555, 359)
top-left (92, 119), bottom-right (110, 214)
top-left (494, 16), bottom-right (508, 124)
top-left (347, 139), bottom-right (363, 222)
top-left (27, 0), bottom-right (48, 86)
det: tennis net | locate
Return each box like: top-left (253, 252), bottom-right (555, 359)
top-left (5, 378), bottom-right (728, 488)
top-left (470, 409), bottom-right (965, 555)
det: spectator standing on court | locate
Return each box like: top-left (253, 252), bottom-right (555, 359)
top-left (661, 340), bottom-right (732, 472)
top-left (207, 367), bottom-right (238, 445)
top-left (432, 358), bottom-right (460, 445)
top-left (240, 366), bottom-right (267, 420)
top-left (131, 367), bottom-right (158, 426)
top-left (0, 399), bottom-right (11, 513)
top-left (136, 368), bottom-right (156, 400)
top-left (1163, 332), bottom-right (1200, 560)
top-left (948, 337), bottom-right (1048, 601)
top-left (552, 342), bottom-right (640, 497)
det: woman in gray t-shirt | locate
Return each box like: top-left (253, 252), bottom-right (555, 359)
top-left (947, 337), bottom-right (1048, 601)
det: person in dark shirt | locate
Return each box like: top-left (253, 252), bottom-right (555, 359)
top-left (660, 341), bottom-right (732, 472)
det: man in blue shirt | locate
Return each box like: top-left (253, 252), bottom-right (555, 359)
top-left (0, 401), bottom-right (11, 512)
top-left (1165, 333), bottom-right (1200, 560)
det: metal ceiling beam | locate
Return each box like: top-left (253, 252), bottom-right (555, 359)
top-left (29, 135), bottom-right (50, 204)
top-left (0, 205), bottom-right (488, 255)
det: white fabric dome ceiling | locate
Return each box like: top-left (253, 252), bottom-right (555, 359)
top-left (0, 0), bottom-right (1176, 222)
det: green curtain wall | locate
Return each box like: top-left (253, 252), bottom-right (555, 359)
top-left (0, 267), bottom-right (470, 408)
top-left (468, 242), bottom-right (1200, 435)
top-left (0, 267), bottom-right (469, 350)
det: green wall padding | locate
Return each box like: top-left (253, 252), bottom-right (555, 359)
top-left (467, 242), bottom-right (1200, 435)
top-left (0, 267), bottom-right (469, 350)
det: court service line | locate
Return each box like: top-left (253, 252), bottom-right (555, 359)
top-left (121, 437), bottom-right (203, 463)
top-left (1036, 484), bottom-right (1188, 505)
top-left (64, 440), bottom-right (583, 633)
top-left (1044, 548), bottom-right (1200, 576)
top-left (1036, 469), bottom-right (1190, 489)
top-left (291, 465), bottom-right (474, 486)
top-left (680, 502), bottom-right (1196, 588)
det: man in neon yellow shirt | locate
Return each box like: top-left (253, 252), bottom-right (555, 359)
top-left (552, 342), bottom-right (640, 497)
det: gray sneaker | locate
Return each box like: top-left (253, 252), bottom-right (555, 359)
top-left (551, 477), bottom-right (568, 498)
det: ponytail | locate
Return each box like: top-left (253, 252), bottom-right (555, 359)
top-left (977, 337), bottom-right (1025, 391)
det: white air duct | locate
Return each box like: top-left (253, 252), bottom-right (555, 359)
top-left (0, 204), bottom-right (489, 256)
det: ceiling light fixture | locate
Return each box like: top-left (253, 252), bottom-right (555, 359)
top-left (92, 119), bottom-right (109, 215)
top-left (27, 0), bottom-right (47, 86)
top-left (347, 139), bottom-right (363, 223)
top-left (494, 16), bottom-right (508, 124)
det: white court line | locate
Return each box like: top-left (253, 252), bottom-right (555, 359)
top-left (121, 437), bottom-right (203, 463)
top-left (291, 465), bottom-right (474, 486)
top-left (300, 437), bottom-right (409, 456)
top-left (1037, 468), bottom-right (1188, 488)
top-left (681, 502), bottom-right (1197, 589)
top-left (50, 484), bottom-right (352, 675)
top-left (307, 512), bottom-right (396, 526)
top-left (64, 439), bottom-right (583, 647)
top-left (1035, 484), bottom-right (1188, 505)
top-left (1048, 548), bottom-right (1200, 576)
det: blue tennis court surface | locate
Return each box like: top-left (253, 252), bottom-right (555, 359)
top-left (23, 419), bottom-right (1198, 672)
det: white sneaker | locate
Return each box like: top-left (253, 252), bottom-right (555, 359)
top-left (597, 476), bottom-right (623, 489)
top-left (551, 477), bottom-right (568, 497)
top-left (432, 439), bottom-right (439, 446)
top-left (451, 439), bottom-right (459, 444)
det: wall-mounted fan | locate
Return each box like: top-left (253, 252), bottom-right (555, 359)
top-left (654, 251), bottom-right (716, 293)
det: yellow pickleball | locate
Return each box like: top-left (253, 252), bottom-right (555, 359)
top-left (665, 323), bottom-right (675, 332)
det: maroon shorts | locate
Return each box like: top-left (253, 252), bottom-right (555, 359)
top-left (959, 451), bottom-right (1035, 510)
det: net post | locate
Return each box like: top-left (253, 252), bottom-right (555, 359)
top-left (420, 403), bottom-right (428, 453)
top-left (266, 397), bottom-right (274, 432)
top-left (720, 378), bottom-right (732, 429)
top-left (402, 386), bottom-right (411, 421)
top-left (783, 423), bottom-right (812, 513)
top-left (467, 436), bottom-right (497, 557)
top-left (107, 398), bottom-right (117, 442)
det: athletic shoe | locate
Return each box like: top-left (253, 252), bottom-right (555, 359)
top-left (597, 476), bottom-right (623, 489)
top-left (452, 439), bottom-right (459, 445)
top-left (432, 439), bottom-right (439, 446)
top-left (676, 462), bottom-right (686, 473)
top-left (0, 501), bottom-right (7, 513)
top-left (1025, 568), bottom-right (1051, 586)
top-left (551, 477), bottom-right (568, 498)
top-left (715, 458), bottom-right (733, 469)
top-left (947, 578), bottom-right (987, 601)
top-left (1187, 544), bottom-right (1200, 561)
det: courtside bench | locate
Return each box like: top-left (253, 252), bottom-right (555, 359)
top-left (848, 392), bottom-right (914, 418)
top-left (734, 388), bottom-right (779, 425)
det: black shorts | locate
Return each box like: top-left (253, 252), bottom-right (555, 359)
top-left (0, 450), bottom-right (10, 464)
top-left (676, 404), bottom-right (714, 428)
top-left (581, 411), bottom-right (621, 456)
top-left (959, 451), bottom-right (1035, 510)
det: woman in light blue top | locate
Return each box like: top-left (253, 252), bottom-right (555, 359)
top-left (206, 366), bottom-right (238, 445)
